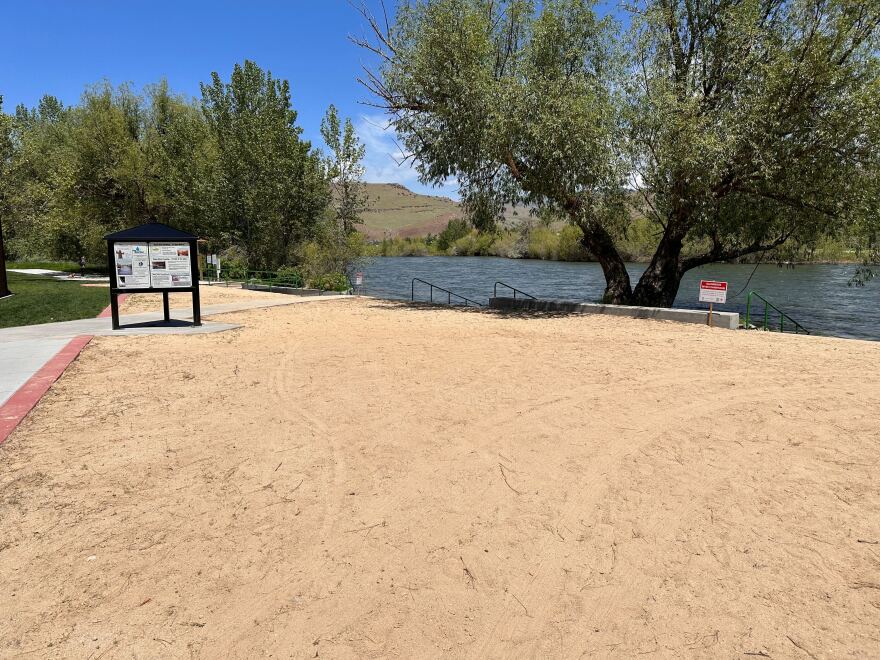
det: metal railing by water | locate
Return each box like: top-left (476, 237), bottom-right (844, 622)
top-left (203, 267), bottom-right (305, 288)
top-left (745, 291), bottom-right (810, 334)
top-left (411, 278), bottom-right (484, 307)
top-left (493, 281), bottom-right (536, 300)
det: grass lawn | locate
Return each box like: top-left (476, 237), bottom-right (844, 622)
top-left (0, 271), bottom-right (109, 328)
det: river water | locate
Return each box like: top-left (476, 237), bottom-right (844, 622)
top-left (358, 256), bottom-right (880, 341)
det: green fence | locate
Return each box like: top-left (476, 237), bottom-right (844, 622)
top-left (203, 266), bottom-right (304, 288)
top-left (745, 291), bottom-right (810, 334)
top-left (202, 266), bottom-right (351, 293)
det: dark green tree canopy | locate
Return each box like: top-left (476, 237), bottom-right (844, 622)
top-left (0, 62), bottom-right (337, 272)
top-left (201, 60), bottom-right (331, 268)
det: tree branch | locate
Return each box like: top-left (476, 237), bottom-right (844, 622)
top-left (681, 229), bottom-right (794, 272)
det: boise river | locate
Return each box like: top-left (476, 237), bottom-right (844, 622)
top-left (358, 256), bottom-right (880, 341)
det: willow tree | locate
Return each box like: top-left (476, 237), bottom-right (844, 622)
top-left (358, 0), bottom-right (880, 306)
top-left (625, 0), bottom-right (880, 305)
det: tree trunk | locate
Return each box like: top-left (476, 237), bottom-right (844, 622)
top-left (577, 219), bottom-right (632, 304)
top-left (631, 227), bottom-right (686, 308)
top-left (0, 216), bottom-right (10, 298)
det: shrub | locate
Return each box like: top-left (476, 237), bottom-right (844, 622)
top-left (451, 230), bottom-right (497, 256)
top-left (366, 236), bottom-right (432, 256)
top-left (557, 225), bottom-right (590, 261)
top-left (274, 265), bottom-right (304, 288)
top-left (220, 245), bottom-right (248, 278)
top-left (527, 227), bottom-right (559, 260)
top-left (615, 216), bottom-right (659, 262)
top-left (436, 218), bottom-right (470, 251)
top-left (488, 231), bottom-right (525, 259)
top-left (222, 258), bottom-right (248, 279)
top-left (309, 272), bottom-right (350, 291)
top-left (297, 229), bottom-right (368, 280)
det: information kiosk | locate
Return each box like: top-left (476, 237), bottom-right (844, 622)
top-left (104, 222), bottom-right (201, 330)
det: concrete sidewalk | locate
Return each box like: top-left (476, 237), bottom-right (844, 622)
top-left (8, 268), bottom-right (108, 283)
top-left (0, 294), bottom-right (350, 407)
top-left (0, 337), bottom-right (72, 407)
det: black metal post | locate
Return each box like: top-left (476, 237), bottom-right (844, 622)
top-left (106, 240), bottom-right (120, 330)
top-left (162, 291), bottom-right (170, 322)
top-left (189, 239), bottom-right (201, 326)
top-left (110, 293), bottom-right (120, 330)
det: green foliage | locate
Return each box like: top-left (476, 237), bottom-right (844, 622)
top-left (142, 81), bottom-right (217, 236)
top-left (274, 265), bottom-right (305, 288)
top-left (526, 227), bottom-right (558, 260)
top-left (622, 0), bottom-right (880, 303)
top-left (0, 62), bottom-right (345, 275)
top-left (490, 230), bottom-right (527, 259)
top-left (436, 217), bottom-right (470, 250)
top-left (366, 235), bottom-right (435, 256)
top-left (322, 104), bottom-right (370, 233)
top-left (0, 95), bottom-right (14, 295)
top-left (360, 0), bottom-right (880, 305)
top-left (219, 245), bottom-right (248, 279)
top-left (450, 229), bottom-right (497, 256)
top-left (557, 225), bottom-right (590, 261)
top-left (201, 61), bottom-right (330, 269)
top-left (296, 223), bottom-right (366, 287)
top-left (309, 272), bottom-right (350, 292)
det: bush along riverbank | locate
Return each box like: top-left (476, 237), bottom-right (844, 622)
top-left (364, 218), bottom-right (872, 266)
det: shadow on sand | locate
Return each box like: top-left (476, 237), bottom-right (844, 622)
top-left (362, 297), bottom-right (590, 320)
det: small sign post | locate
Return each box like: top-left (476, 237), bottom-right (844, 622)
top-left (699, 280), bottom-right (728, 327)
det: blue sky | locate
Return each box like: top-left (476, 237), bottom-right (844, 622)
top-left (0, 0), bottom-right (457, 197)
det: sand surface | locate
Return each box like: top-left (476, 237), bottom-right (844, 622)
top-left (1, 298), bottom-right (879, 658)
top-left (119, 284), bottom-right (283, 314)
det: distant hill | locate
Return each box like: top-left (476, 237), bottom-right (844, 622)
top-left (356, 183), bottom-right (461, 239)
top-left (354, 183), bottom-right (539, 239)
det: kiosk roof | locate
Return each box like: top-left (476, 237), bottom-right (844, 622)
top-left (104, 222), bottom-right (197, 242)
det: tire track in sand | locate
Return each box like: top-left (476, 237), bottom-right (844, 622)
top-left (468, 380), bottom-right (817, 658)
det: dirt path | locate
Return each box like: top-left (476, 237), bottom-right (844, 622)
top-left (1, 298), bottom-right (878, 658)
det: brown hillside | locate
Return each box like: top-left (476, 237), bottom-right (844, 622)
top-left (356, 183), bottom-right (462, 239)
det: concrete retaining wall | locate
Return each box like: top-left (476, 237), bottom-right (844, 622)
top-left (489, 297), bottom-right (739, 330)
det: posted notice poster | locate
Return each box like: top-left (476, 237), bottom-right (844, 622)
top-left (699, 280), bottom-right (728, 304)
top-left (149, 242), bottom-right (193, 288)
top-left (113, 242), bottom-right (150, 289)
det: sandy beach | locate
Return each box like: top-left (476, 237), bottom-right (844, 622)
top-left (119, 284), bottom-right (285, 314)
top-left (1, 295), bottom-right (879, 658)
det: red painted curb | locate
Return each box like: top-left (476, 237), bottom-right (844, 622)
top-left (0, 292), bottom-right (129, 446)
top-left (0, 336), bottom-right (93, 445)
top-left (98, 293), bottom-right (127, 318)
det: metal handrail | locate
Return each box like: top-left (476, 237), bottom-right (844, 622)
top-left (745, 291), bottom-right (810, 334)
top-left (493, 281), bottom-right (536, 300)
top-left (204, 267), bottom-right (306, 288)
top-left (411, 278), bottom-right (484, 307)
